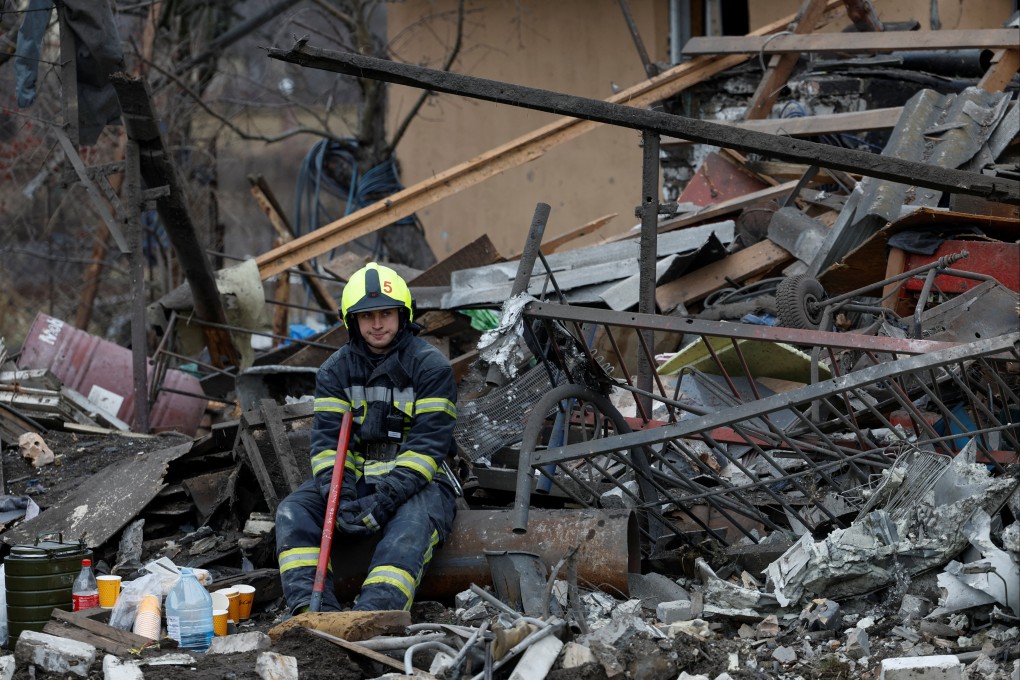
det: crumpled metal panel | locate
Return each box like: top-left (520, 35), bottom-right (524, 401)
top-left (809, 87), bottom-right (1013, 275)
top-left (17, 313), bottom-right (206, 435)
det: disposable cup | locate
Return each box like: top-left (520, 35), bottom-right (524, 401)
top-left (211, 591), bottom-right (230, 613)
top-left (132, 594), bottom-right (161, 640)
top-left (213, 609), bottom-right (229, 636)
top-left (234, 584), bottom-right (256, 620)
top-left (214, 587), bottom-right (240, 623)
top-left (96, 575), bottom-right (122, 608)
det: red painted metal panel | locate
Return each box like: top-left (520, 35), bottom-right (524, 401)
top-left (16, 313), bottom-right (206, 435)
top-left (677, 151), bottom-right (770, 207)
top-left (903, 241), bottom-right (1020, 294)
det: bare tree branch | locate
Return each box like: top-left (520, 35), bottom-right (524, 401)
top-left (388, 0), bottom-right (466, 152)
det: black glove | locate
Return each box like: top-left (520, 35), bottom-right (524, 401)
top-left (337, 494), bottom-right (395, 535)
top-left (317, 469), bottom-right (356, 505)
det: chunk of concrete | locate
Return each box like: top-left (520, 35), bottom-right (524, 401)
top-left (656, 599), bottom-right (694, 624)
top-left (14, 630), bottom-right (97, 678)
top-left (844, 628), bottom-right (870, 660)
top-left (772, 646), bottom-right (797, 665)
top-left (879, 655), bottom-right (962, 680)
top-left (255, 651), bottom-right (298, 680)
top-left (559, 642), bottom-right (596, 669)
top-left (0, 656), bottom-right (14, 680)
top-left (102, 655), bottom-right (144, 680)
top-left (628, 572), bottom-right (690, 611)
top-left (208, 631), bottom-right (272, 655)
top-left (508, 635), bottom-right (563, 680)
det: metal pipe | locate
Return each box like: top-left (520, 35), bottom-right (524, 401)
top-left (329, 509), bottom-right (638, 602)
top-left (357, 633), bottom-right (449, 651)
top-left (469, 619), bottom-right (565, 680)
top-left (404, 641), bottom-right (461, 675)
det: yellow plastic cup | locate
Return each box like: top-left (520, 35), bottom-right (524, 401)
top-left (214, 587), bottom-right (240, 623)
top-left (235, 584), bottom-right (256, 620)
top-left (132, 594), bottom-right (161, 640)
top-left (213, 609), bottom-right (229, 636)
top-left (96, 575), bottom-right (121, 608)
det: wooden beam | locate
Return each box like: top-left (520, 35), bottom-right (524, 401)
top-left (682, 29), bottom-right (1020, 56)
top-left (541, 213), bottom-right (617, 254)
top-left (978, 48), bottom-right (1020, 93)
top-left (663, 107), bottom-right (902, 147)
top-left (745, 0), bottom-right (831, 120)
top-left (255, 1), bottom-right (849, 279)
top-left (655, 240), bottom-right (793, 312)
top-left (248, 175), bottom-right (340, 323)
top-left (655, 181), bottom-right (798, 235)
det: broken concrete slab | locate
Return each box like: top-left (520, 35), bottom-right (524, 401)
top-left (255, 651), bottom-right (298, 680)
top-left (15, 630), bottom-right (97, 678)
top-left (2, 441), bottom-right (193, 548)
top-left (880, 655), bottom-right (962, 680)
top-left (207, 631), bottom-right (272, 655)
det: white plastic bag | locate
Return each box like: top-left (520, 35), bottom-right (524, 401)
top-left (109, 573), bottom-right (163, 631)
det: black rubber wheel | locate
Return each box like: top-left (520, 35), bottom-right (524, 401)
top-left (776, 274), bottom-right (826, 329)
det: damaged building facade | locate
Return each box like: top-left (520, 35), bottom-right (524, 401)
top-left (0, 0), bottom-right (1018, 678)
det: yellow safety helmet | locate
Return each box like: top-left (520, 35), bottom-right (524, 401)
top-left (340, 262), bottom-right (414, 327)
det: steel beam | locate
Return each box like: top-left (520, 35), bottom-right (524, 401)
top-left (267, 43), bottom-right (1019, 204)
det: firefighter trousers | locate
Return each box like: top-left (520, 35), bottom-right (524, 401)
top-left (275, 476), bottom-right (457, 613)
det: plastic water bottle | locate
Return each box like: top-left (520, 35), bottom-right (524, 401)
top-left (164, 568), bottom-right (214, 651)
top-left (71, 559), bottom-right (99, 611)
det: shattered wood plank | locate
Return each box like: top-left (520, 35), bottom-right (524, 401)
top-left (46, 608), bottom-right (154, 655)
top-left (409, 234), bottom-right (503, 287)
top-left (2, 442), bottom-right (193, 548)
top-left (237, 427), bottom-right (280, 511)
top-left (260, 398), bottom-right (304, 494)
top-left (655, 240), bottom-right (793, 312)
top-left (648, 182), bottom-right (797, 238)
top-left (744, 0), bottom-right (830, 121)
top-left (249, 175), bottom-right (341, 323)
top-left (681, 29), bottom-right (1020, 56)
top-left (540, 213), bottom-right (617, 254)
top-left (239, 400), bottom-right (313, 427)
top-left (280, 325), bottom-right (347, 368)
top-left (0, 369), bottom-right (62, 390)
top-left (978, 48), bottom-right (1020, 93)
top-left (255, 3), bottom-right (847, 279)
top-left (304, 629), bottom-right (415, 673)
top-left (663, 107), bottom-right (902, 147)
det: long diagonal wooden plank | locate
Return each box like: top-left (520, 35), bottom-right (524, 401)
top-left (255, 2), bottom-right (848, 279)
top-left (745, 0), bottom-right (830, 120)
top-left (275, 47), bottom-right (1017, 205)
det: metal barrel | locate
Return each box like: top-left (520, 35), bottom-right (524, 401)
top-left (4, 540), bottom-right (92, 641)
top-left (330, 509), bottom-right (638, 602)
top-left (17, 312), bottom-right (206, 435)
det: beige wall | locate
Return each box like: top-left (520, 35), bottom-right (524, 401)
top-left (387, 0), bottom-right (668, 258)
top-left (749, 0), bottom-right (1013, 32)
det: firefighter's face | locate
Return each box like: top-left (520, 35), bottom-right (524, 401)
top-left (357, 308), bottom-right (400, 352)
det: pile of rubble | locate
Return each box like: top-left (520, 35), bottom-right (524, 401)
top-left (0, 1), bottom-right (1018, 679)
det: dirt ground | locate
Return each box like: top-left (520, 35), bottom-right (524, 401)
top-left (3, 431), bottom-right (1016, 679)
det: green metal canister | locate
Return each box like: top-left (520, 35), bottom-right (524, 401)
top-left (4, 540), bottom-right (92, 641)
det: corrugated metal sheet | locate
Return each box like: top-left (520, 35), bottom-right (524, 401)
top-left (808, 86), bottom-right (1013, 276)
top-left (17, 313), bottom-right (206, 435)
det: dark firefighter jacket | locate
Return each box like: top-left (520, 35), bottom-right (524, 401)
top-left (309, 328), bottom-right (458, 507)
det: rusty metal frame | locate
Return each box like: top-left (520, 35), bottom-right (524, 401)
top-left (512, 301), bottom-right (1019, 553)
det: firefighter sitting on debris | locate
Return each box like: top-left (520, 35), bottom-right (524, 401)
top-left (275, 262), bottom-right (459, 613)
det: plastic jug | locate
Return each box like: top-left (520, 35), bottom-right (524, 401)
top-left (164, 568), bottom-right (213, 651)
